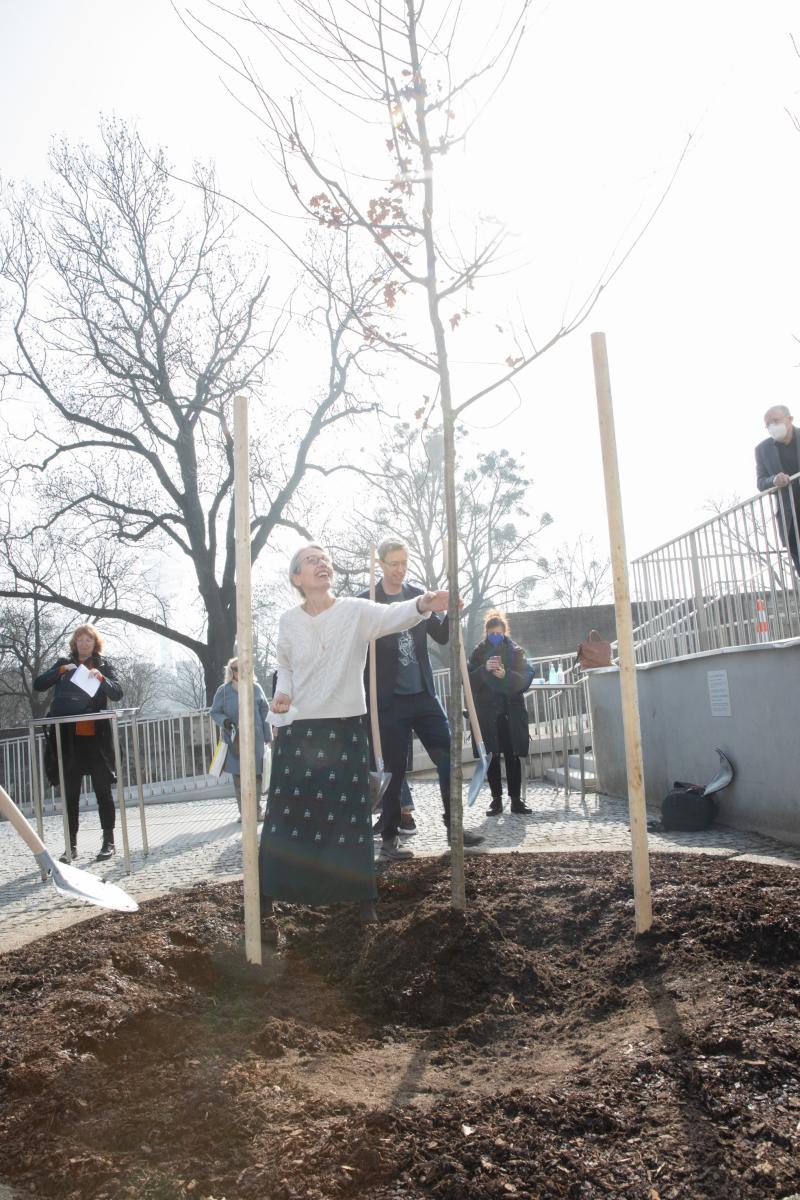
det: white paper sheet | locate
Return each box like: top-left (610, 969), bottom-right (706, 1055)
top-left (268, 704), bottom-right (298, 728)
top-left (70, 663), bottom-right (101, 697)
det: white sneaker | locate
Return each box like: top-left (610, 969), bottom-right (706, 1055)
top-left (378, 836), bottom-right (413, 862)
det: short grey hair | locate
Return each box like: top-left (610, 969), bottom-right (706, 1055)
top-left (764, 404), bottom-right (792, 422)
top-left (378, 536), bottom-right (408, 561)
top-left (289, 542), bottom-right (326, 597)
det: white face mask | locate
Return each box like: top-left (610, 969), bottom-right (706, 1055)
top-left (767, 422), bottom-right (789, 441)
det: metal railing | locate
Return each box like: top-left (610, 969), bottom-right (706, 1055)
top-left (631, 473), bottom-right (800, 663)
top-left (0, 707), bottom-right (224, 816)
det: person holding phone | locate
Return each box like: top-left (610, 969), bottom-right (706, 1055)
top-left (467, 610), bottom-right (533, 816)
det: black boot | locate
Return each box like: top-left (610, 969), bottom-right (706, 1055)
top-left (96, 831), bottom-right (115, 861)
top-left (509, 800), bottom-right (532, 814)
top-left (486, 798), bottom-right (503, 816)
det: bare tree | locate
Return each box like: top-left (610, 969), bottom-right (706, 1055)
top-left (0, 120), bottom-right (385, 699)
top-left (0, 598), bottom-right (78, 723)
top-left (331, 423), bottom-right (551, 648)
top-left (541, 535), bottom-right (612, 608)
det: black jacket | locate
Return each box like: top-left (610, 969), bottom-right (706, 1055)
top-left (34, 655), bottom-right (123, 786)
top-left (358, 580), bottom-right (449, 710)
top-left (467, 635), bottom-right (532, 758)
top-left (755, 433), bottom-right (800, 535)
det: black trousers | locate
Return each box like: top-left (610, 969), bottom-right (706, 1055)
top-left (487, 712), bottom-right (522, 802)
top-left (378, 691), bottom-right (451, 840)
top-left (63, 737), bottom-right (116, 843)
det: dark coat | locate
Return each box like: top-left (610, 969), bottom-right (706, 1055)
top-left (467, 636), bottom-right (532, 758)
top-left (755, 433), bottom-right (800, 541)
top-left (33, 655), bottom-right (123, 786)
top-left (358, 580), bottom-right (449, 710)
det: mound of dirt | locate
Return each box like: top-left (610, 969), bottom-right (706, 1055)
top-left (1, 851), bottom-right (799, 1199)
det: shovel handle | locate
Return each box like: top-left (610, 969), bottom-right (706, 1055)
top-left (459, 638), bottom-right (485, 748)
top-left (368, 544), bottom-right (384, 766)
top-left (0, 785), bottom-right (46, 857)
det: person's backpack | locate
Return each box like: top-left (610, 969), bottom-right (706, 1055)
top-left (660, 782), bottom-right (719, 831)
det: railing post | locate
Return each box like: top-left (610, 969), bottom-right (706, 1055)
top-left (688, 530), bottom-right (711, 652)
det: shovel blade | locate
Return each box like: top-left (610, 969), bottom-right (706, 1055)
top-left (36, 850), bottom-right (139, 912)
top-left (467, 745), bottom-right (490, 807)
top-left (703, 748), bottom-right (734, 797)
top-left (369, 769), bottom-right (391, 813)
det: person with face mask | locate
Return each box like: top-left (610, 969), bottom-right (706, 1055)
top-left (756, 405), bottom-right (800, 575)
top-left (467, 610), bottom-right (533, 816)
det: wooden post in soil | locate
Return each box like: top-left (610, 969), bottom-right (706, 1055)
top-left (590, 333), bottom-right (652, 934)
top-left (233, 394), bottom-right (262, 965)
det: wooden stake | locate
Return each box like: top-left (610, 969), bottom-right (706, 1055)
top-left (233, 394), bottom-right (262, 965)
top-left (590, 333), bottom-right (653, 934)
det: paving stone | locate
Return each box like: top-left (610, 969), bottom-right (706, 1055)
top-left (1, 782), bottom-right (798, 954)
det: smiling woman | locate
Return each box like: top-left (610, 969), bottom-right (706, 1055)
top-left (259, 543), bottom-right (450, 924)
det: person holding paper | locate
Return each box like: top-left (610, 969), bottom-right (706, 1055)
top-left (259, 543), bottom-right (451, 924)
top-left (34, 623), bottom-right (123, 862)
top-left (210, 658), bottom-right (269, 823)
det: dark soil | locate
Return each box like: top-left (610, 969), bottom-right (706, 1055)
top-left (1, 851), bottom-right (799, 1200)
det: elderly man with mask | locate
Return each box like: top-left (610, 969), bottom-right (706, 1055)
top-left (756, 405), bottom-right (800, 575)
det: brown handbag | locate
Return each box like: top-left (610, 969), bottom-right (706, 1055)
top-left (576, 630), bottom-right (613, 670)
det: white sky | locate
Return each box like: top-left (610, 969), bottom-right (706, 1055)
top-left (2, 0), bottom-right (799, 571)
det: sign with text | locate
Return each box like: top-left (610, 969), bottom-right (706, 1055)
top-left (707, 670), bottom-right (732, 718)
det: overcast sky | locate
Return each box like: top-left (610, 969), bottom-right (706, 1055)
top-left (2, 0), bottom-right (799, 569)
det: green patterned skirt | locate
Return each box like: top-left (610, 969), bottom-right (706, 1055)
top-left (258, 715), bottom-right (376, 904)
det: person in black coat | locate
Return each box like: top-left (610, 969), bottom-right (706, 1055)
top-left (468, 610), bottom-right (532, 816)
top-left (755, 404), bottom-right (800, 575)
top-left (34, 623), bottom-right (123, 862)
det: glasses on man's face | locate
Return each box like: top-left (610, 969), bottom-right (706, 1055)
top-left (299, 554), bottom-right (332, 568)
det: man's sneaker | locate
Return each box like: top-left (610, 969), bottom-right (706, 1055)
top-left (486, 799), bottom-right (503, 816)
top-left (378, 836), bottom-right (413, 862)
top-left (510, 801), bottom-right (532, 814)
top-left (399, 812), bottom-right (417, 837)
top-left (59, 844), bottom-right (77, 864)
top-left (446, 828), bottom-right (485, 848)
top-left (96, 834), bottom-right (115, 862)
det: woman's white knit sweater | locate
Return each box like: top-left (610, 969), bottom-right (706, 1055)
top-left (275, 596), bottom-right (429, 721)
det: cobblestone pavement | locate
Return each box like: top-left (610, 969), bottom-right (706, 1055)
top-left (2, 781), bottom-right (799, 955)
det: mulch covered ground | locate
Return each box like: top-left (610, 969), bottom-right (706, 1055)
top-left (1, 851), bottom-right (799, 1200)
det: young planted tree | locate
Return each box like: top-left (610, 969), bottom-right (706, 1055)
top-left (0, 121), bottom-right (385, 699)
top-left (189, 0), bottom-right (684, 903)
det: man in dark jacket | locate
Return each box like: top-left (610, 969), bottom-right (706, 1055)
top-left (755, 404), bottom-right (800, 575)
top-left (360, 537), bottom-right (483, 860)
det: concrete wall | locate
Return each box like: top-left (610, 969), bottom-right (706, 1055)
top-left (586, 640), bottom-right (800, 846)
top-left (508, 603), bottom-right (622, 659)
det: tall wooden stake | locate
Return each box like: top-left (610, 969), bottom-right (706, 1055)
top-left (234, 394), bottom-right (262, 964)
top-left (590, 333), bottom-right (653, 934)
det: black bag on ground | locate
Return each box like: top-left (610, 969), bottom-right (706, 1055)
top-left (660, 781), bottom-right (719, 831)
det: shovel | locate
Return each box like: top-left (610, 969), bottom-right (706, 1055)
top-left (460, 636), bottom-right (490, 806)
top-left (368, 544), bottom-right (392, 812)
top-left (0, 784), bottom-right (138, 913)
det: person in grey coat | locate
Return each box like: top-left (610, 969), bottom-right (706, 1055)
top-left (210, 657), bottom-right (270, 822)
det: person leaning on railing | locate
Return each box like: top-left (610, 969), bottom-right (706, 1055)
top-left (33, 623), bottom-right (123, 863)
top-left (756, 404), bottom-right (800, 575)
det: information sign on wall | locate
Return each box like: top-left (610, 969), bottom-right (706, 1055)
top-left (707, 669), bottom-right (732, 717)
